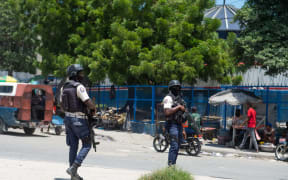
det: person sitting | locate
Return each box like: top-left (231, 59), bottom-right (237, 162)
top-left (230, 109), bottom-right (242, 134)
top-left (232, 109), bottom-right (243, 126)
top-left (191, 106), bottom-right (201, 132)
top-left (31, 90), bottom-right (44, 120)
top-left (263, 123), bottom-right (275, 144)
top-left (230, 109), bottom-right (246, 146)
top-left (183, 107), bottom-right (201, 138)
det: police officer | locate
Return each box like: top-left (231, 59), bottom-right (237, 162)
top-left (162, 80), bottom-right (186, 166)
top-left (61, 64), bottom-right (96, 180)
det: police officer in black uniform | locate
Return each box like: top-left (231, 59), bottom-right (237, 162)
top-left (61, 64), bottom-right (96, 180)
top-left (162, 80), bottom-right (186, 166)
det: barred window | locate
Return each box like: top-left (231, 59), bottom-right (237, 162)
top-left (0, 86), bottom-right (13, 93)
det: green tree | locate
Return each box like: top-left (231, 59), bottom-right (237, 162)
top-left (89, 0), bottom-right (235, 85)
top-left (0, 0), bottom-right (39, 75)
top-left (33, 0), bottom-right (236, 85)
top-left (236, 0), bottom-right (288, 75)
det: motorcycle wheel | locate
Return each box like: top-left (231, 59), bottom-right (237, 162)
top-left (153, 134), bottom-right (169, 152)
top-left (275, 144), bottom-right (288, 161)
top-left (186, 138), bottom-right (201, 156)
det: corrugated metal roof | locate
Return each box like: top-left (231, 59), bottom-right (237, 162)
top-left (239, 67), bottom-right (288, 86)
top-left (195, 67), bottom-right (288, 87)
top-left (204, 5), bottom-right (241, 31)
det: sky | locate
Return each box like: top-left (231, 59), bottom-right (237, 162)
top-left (215, 0), bottom-right (246, 8)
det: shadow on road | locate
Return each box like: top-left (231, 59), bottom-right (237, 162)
top-left (178, 152), bottom-right (202, 158)
top-left (40, 131), bottom-right (65, 136)
top-left (54, 178), bottom-right (70, 180)
top-left (2, 131), bottom-right (49, 138)
top-left (95, 134), bottom-right (115, 142)
top-left (204, 143), bottom-right (228, 149)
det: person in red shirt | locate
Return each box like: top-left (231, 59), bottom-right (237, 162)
top-left (238, 102), bottom-right (259, 152)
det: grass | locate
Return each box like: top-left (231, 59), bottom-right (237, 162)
top-left (138, 166), bottom-right (194, 180)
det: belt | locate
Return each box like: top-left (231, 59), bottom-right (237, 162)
top-left (65, 112), bottom-right (87, 119)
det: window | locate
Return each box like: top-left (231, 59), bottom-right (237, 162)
top-left (0, 86), bottom-right (13, 93)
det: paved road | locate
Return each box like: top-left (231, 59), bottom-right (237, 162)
top-left (0, 129), bottom-right (287, 180)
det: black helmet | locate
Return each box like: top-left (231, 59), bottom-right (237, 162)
top-left (66, 64), bottom-right (84, 78)
top-left (168, 80), bottom-right (181, 90)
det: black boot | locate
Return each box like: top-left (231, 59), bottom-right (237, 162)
top-left (71, 174), bottom-right (83, 180)
top-left (66, 163), bottom-right (83, 180)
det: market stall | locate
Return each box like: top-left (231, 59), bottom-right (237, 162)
top-left (209, 89), bottom-right (262, 146)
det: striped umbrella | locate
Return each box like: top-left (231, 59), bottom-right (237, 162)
top-left (0, 75), bottom-right (18, 82)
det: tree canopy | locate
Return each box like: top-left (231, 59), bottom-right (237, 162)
top-left (2, 0), bottom-right (237, 85)
top-left (0, 0), bottom-right (39, 75)
top-left (236, 0), bottom-right (288, 75)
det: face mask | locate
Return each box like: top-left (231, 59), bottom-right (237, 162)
top-left (77, 76), bottom-right (84, 83)
top-left (76, 71), bottom-right (85, 83)
top-left (171, 86), bottom-right (181, 96)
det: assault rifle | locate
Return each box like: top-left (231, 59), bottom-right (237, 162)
top-left (172, 94), bottom-right (188, 124)
top-left (86, 111), bottom-right (102, 152)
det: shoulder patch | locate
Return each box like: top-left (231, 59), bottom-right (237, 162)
top-left (80, 87), bottom-right (85, 93)
top-left (163, 98), bottom-right (168, 104)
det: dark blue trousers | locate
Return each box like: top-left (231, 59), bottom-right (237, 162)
top-left (64, 116), bottom-right (91, 166)
top-left (166, 122), bottom-right (183, 165)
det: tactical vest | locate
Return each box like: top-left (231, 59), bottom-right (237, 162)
top-left (165, 92), bottom-right (185, 124)
top-left (61, 81), bottom-right (87, 113)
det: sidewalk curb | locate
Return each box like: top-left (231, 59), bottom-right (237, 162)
top-left (201, 145), bottom-right (275, 160)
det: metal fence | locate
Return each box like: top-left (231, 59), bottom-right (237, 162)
top-left (88, 85), bottom-right (288, 129)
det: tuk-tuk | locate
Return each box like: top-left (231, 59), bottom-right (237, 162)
top-left (0, 82), bottom-right (54, 135)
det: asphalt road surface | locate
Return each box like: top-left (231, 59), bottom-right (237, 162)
top-left (0, 129), bottom-right (287, 180)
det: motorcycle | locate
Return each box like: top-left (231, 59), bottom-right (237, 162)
top-left (153, 130), bottom-right (201, 156)
top-left (275, 122), bottom-right (288, 161)
top-left (275, 138), bottom-right (288, 161)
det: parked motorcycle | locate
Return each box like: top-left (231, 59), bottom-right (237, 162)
top-left (275, 122), bottom-right (288, 161)
top-left (275, 138), bottom-right (288, 161)
top-left (153, 131), bottom-right (201, 156)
